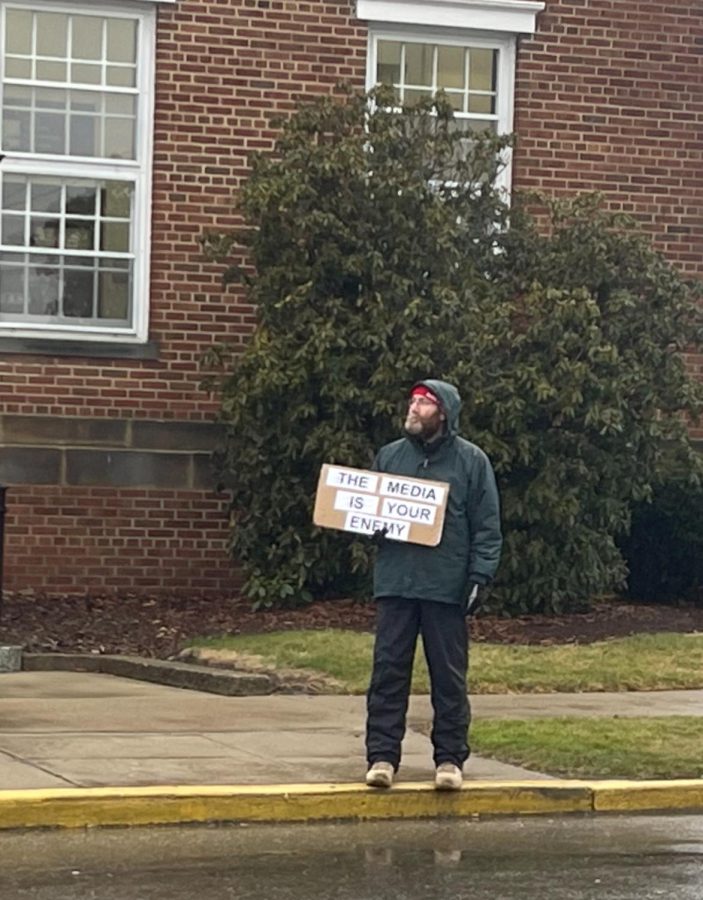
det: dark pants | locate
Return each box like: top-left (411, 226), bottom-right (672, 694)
top-left (365, 596), bottom-right (470, 770)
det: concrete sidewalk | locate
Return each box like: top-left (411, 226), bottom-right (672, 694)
top-left (0, 670), bottom-right (701, 829)
top-left (0, 670), bottom-right (556, 790)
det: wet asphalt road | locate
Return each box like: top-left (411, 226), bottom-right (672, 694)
top-left (1, 814), bottom-right (702, 899)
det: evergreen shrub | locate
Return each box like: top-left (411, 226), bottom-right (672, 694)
top-left (201, 88), bottom-right (702, 613)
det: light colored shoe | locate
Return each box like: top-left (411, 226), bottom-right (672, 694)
top-left (365, 761), bottom-right (394, 788)
top-left (435, 762), bottom-right (463, 791)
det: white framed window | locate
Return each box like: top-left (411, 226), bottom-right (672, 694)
top-left (362, 1), bottom-right (544, 194)
top-left (367, 27), bottom-right (516, 191)
top-left (369, 31), bottom-right (512, 133)
top-left (0, 0), bottom-right (156, 344)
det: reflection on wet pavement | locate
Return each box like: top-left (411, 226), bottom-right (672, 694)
top-left (2, 815), bottom-right (702, 900)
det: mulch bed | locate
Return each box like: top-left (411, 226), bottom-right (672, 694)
top-left (1, 591), bottom-right (701, 660)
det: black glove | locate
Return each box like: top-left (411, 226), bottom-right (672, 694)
top-left (463, 582), bottom-right (482, 616)
top-left (371, 526), bottom-right (389, 546)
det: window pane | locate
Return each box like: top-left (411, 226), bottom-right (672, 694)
top-left (101, 221), bottom-right (129, 252)
top-left (0, 261), bottom-right (26, 314)
top-left (1, 252), bottom-right (26, 264)
top-left (102, 182), bottom-right (131, 218)
top-left (5, 57), bottom-right (32, 78)
top-left (31, 183), bottom-right (62, 213)
top-left (36, 13), bottom-right (69, 57)
top-left (63, 265), bottom-right (94, 317)
top-left (437, 46), bottom-right (465, 91)
top-left (36, 60), bottom-right (67, 82)
top-left (403, 88), bottom-right (432, 107)
top-left (35, 112), bottom-right (66, 154)
top-left (3, 178), bottom-right (27, 211)
top-left (71, 63), bottom-right (102, 85)
top-left (105, 94), bottom-right (135, 116)
top-left (70, 115), bottom-right (100, 156)
top-left (98, 265), bottom-right (130, 320)
top-left (28, 261), bottom-right (59, 315)
top-left (106, 65), bottom-right (135, 88)
top-left (37, 88), bottom-right (67, 111)
top-left (3, 85), bottom-right (32, 107)
top-left (68, 255), bottom-right (94, 268)
top-left (469, 49), bottom-right (496, 92)
top-left (65, 219), bottom-right (95, 250)
top-left (107, 19), bottom-right (137, 64)
top-left (2, 215), bottom-right (25, 245)
top-left (1, 109), bottom-right (30, 150)
top-left (446, 92), bottom-right (465, 113)
top-left (70, 90), bottom-right (101, 114)
top-left (468, 94), bottom-right (495, 115)
top-left (6, 9), bottom-right (33, 55)
top-left (405, 44), bottom-right (433, 87)
top-left (377, 41), bottom-right (401, 86)
top-left (72, 16), bottom-right (103, 60)
top-left (29, 217), bottom-right (59, 247)
top-left (105, 117), bottom-right (135, 159)
top-left (66, 185), bottom-right (96, 215)
top-left (460, 119), bottom-right (497, 135)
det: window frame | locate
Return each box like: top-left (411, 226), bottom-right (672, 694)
top-left (0, 0), bottom-right (156, 345)
top-left (366, 24), bottom-right (517, 194)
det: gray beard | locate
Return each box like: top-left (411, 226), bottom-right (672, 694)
top-left (404, 416), bottom-right (443, 442)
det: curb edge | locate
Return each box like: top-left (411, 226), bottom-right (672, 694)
top-left (1, 780), bottom-right (702, 831)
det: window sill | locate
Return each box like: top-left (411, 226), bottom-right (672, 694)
top-left (0, 337), bottom-right (160, 360)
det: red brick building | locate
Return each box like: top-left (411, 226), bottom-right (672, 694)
top-left (0, 0), bottom-right (700, 596)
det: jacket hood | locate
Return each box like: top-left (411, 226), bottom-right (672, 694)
top-left (412, 379), bottom-right (462, 438)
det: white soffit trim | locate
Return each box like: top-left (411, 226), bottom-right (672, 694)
top-left (357, 0), bottom-right (545, 34)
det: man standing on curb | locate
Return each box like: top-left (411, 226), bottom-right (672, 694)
top-left (365, 379), bottom-right (502, 791)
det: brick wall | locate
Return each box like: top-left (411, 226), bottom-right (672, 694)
top-left (513, 0), bottom-right (702, 276)
top-left (1, 0), bottom-right (700, 595)
top-left (4, 485), bottom-right (239, 595)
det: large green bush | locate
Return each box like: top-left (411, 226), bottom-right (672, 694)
top-left (202, 88), bottom-right (702, 613)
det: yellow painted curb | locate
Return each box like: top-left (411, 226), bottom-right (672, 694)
top-left (0, 781), bottom-right (589, 830)
top-left (1, 780), bottom-right (701, 831)
top-left (592, 779), bottom-right (703, 813)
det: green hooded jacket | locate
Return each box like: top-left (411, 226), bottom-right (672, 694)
top-left (373, 379), bottom-right (502, 605)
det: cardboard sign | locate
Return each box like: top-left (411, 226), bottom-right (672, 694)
top-left (313, 464), bottom-right (449, 546)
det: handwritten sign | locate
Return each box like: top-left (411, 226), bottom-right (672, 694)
top-left (313, 464), bottom-right (449, 546)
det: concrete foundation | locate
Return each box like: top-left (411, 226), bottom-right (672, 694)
top-left (0, 645), bottom-right (22, 673)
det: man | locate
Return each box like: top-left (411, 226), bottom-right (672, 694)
top-left (365, 379), bottom-right (502, 791)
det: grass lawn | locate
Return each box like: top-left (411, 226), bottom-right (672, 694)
top-left (471, 716), bottom-right (703, 780)
top-left (188, 629), bottom-right (703, 779)
top-left (189, 630), bottom-right (703, 695)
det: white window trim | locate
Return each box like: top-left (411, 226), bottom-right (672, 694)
top-left (0, 0), bottom-right (156, 344)
top-left (360, 0), bottom-right (545, 198)
top-left (357, 0), bottom-right (544, 35)
top-left (356, 0), bottom-right (545, 34)
top-left (366, 25), bottom-right (517, 194)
